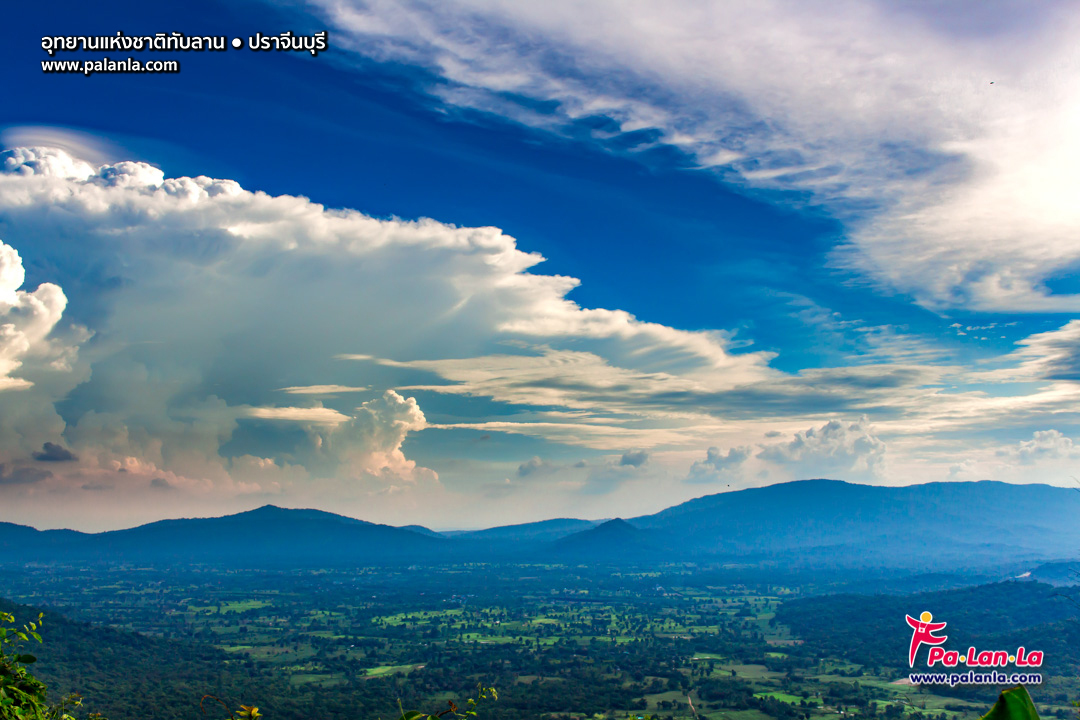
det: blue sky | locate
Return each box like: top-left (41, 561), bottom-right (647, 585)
top-left (3, 0), bottom-right (1080, 530)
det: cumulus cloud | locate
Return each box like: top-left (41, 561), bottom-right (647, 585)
top-left (0, 145), bottom-right (988, 512)
top-left (517, 456), bottom-right (553, 477)
top-left (312, 0), bottom-right (1080, 311)
top-left (997, 429), bottom-right (1080, 466)
top-left (1, 127), bottom-right (121, 166)
top-left (0, 236), bottom-right (90, 482)
top-left (687, 445), bottom-right (752, 484)
top-left (619, 450), bottom-right (649, 467)
top-left (1, 146), bottom-right (95, 181)
top-left (0, 239), bottom-right (80, 392)
top-left (757, 417), bottom-right (886, 480)
top-left (5, 142), bottom-right (1080, 527)
top-left (326, 390), bottom-right (433, 483)
top-left (59, 358), bottom-right (242, 490)
top-left (0, 146), bottom-right (599, 515)
top-left (0, 464), bottom-right (52, 485)
top-left (32, 442), bottom-right (78, 462)
top-left (947, 459), bottom-right (980, 480)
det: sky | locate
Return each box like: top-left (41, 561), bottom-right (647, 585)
top-left (3, 0), bottom-right (1080, 531)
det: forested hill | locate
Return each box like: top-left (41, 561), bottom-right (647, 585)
top-left (775, 581), bottom-right (1080, 677)
top-left (629, 479), bottom-right (1080, 567)
top-left (0, 596), bottom-right (405, 720)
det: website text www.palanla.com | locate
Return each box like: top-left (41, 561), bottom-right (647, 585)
top-left (909, 671), bottom-right (1043, 687)
top-left (42, 57), bottom-right (180, 75)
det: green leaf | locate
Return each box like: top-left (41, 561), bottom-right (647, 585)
top-left (398, 711), bottom-right (427, 720)
top-left (15, 655), bottom-right (36, 664)
top-left (980, 686), bottom-right (1041, 720)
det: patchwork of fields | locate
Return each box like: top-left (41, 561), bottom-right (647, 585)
top-left (2, 564), bottom-right (1076, 720)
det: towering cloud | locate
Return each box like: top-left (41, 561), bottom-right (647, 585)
top-left (0, 240), bottom-right (73, 391)
top-left (0, 146), bottom-right (771, 526)
top-left (2, 139), bottom-right (1079, 530)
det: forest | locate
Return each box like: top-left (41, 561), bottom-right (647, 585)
top-left (1, 562), bottom-right (1077, 720)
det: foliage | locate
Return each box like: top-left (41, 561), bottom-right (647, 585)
top-left (393, 684), bottom-right (498, 720)
top-left (198, 684), bottom-right (498, 720)
top-left (4, 608), bottom-right (496, 720)
top-left (200, 694), bottom-right (263, 720)
top-left (777, 582), bottom-right (1080, 678)
top-left (978, 686), bottom-right (1040, 720)
top-left (0, 611), bottom-right (101, 720)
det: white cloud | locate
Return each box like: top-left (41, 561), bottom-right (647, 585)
top-left (278, 384), bottom-right (369, 394)
top-left (6, 142), bottom-right (1080, 527)
top-left (757, 417), bottom-right (886, 481)
top-left (0, 239), bottom-right (78, 391)
top-left (998, 429), bottom-right (1080, 466)
top-left (369, 346), bottom-right (773, 411)
top-left (517, 456), bottom-right (553, 478)
top-left (1, 127), bottom-right (122, 166)
top-left (245, 406), bottom-right (351, 424)
top-left (687, 445), bottom-right (752, 484)
top-left (0, 238), bottom-right (90, 475)
top-left (330, 390), bottom-right (433, 481)
top-left (619, 450), bottom-right (649, 468)
top-left (1, 146), bottom-right (95, 180)
top-left (973, 320), bottom-right (1080, 382)
top-left (312, 0), bottom-right (1080, 311)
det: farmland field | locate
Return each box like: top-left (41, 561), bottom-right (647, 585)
top-left (1, 563), bottom-right (1077, 720)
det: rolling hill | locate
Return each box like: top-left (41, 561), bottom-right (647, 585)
top-left (549, 518), bottom-right (668, 560)
top-left (1, 504), bottom-right (447, 565)
top-left (630, 479), bottom-right (1080, 568)
top-left (2, 480), bottom-right (1077, 569)
top-left (452, 517), bottom-right (600, 543)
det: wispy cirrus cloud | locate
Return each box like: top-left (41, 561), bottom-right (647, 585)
top-left (278, 384), bottom-right (370, 395)
top-left (309, 0), bottom-right (1080, 311)
top-left (245, 406), bottom-right (351, 424)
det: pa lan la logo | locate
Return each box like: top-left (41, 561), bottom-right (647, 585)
top-left (905, 611), bottom-right (1043, 669)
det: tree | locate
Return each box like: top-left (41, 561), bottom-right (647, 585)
top-left (0, 611), bottom-right (102, 720)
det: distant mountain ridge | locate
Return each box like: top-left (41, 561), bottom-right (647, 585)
top-left (451, 518), bottom-right (600, 543)
top-left (0, 504), bottom-right (443, 566)
top-left (2, 479), bottom-right (1078, 570)
top-left (550, 518), bottom-right (668, 560)
top-left (628, 479), bottom-right (1080, 567)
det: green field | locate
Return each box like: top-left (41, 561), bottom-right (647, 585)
top-left (3, 563), bottom-right (1075, 720)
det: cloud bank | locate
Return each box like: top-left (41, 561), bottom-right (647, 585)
top-left (3, 141), bottom-right (1080, 529)
top-left (0, 146), bottom-right (775, 527)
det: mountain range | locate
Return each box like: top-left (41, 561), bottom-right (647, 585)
top-left (2, 479), bottom-right (1078, 570)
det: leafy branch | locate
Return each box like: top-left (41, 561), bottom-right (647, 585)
top-left (0, 611), bottom-right (103, 720)
top-left (394, 684), bottom-right (498, 720)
